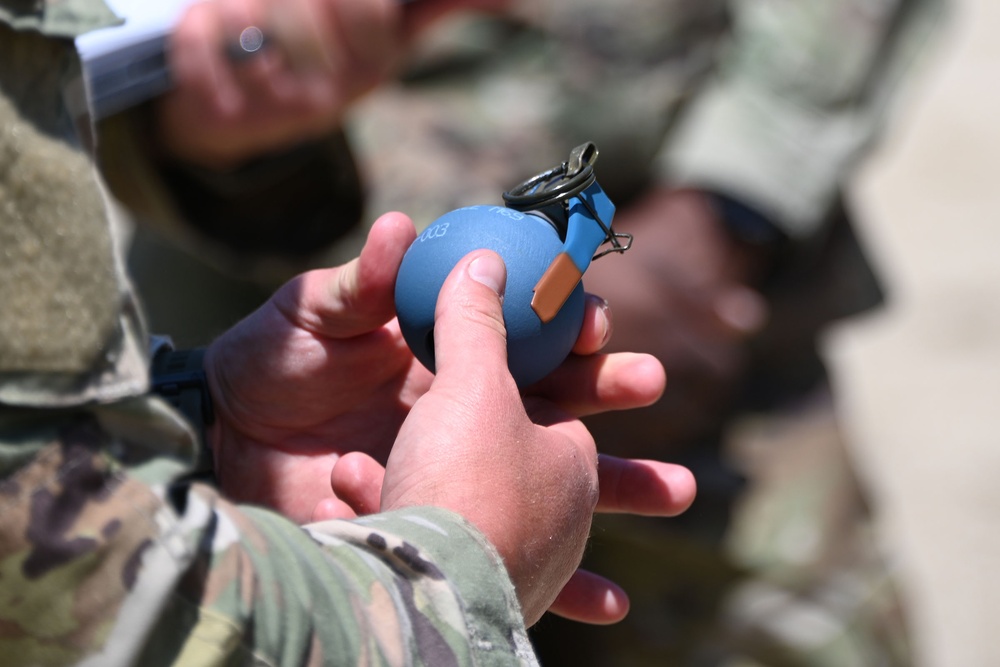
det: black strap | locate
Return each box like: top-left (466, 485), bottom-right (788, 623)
top-left (151, 347), bottom-right (215, 473)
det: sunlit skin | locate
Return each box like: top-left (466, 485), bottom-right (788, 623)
top-left (205, 212), bottom-right (695, 626)
top-left (155, 0), bottom-right (702, 628)
top-left (156, 0), bottom-right (771, 463)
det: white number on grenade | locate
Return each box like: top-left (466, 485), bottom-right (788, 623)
top-left (418, 222), bottom-right (450, 242)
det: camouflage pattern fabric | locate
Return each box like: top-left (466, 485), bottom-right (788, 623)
top-left (0, 21), bottom-right (148, 409)
top-left (0, 0), bottom-right (120, 38)
top-left (0, 16), bottom-right (537, 666)
top-left (0, 408), bottom-right (537, 666)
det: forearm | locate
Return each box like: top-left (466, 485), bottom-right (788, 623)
top-left (662, 0), bottom-right (946, 237)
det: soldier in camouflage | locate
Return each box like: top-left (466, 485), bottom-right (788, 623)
top-left (74, 0), bottom-right (945, 663)
top-left (0, 3), bottom-right (700, 665)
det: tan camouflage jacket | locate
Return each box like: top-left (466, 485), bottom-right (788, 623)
top-left (0, 11), bottom-right (537, 667)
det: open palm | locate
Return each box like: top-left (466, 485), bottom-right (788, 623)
top-left (205, 213), bottom-right (429, 520)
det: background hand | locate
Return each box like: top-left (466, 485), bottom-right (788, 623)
top-left (582, 188), bottom-right (770, 456)
top-left (155, 0), bottom-right (515, 168)
top-left (157, 0), bottom-right (406, 167)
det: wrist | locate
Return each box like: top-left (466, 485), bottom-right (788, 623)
top-left (700, 189), bottom-right (789, 285)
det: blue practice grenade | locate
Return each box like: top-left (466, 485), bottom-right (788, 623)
top-left (394, 143), bottom-right (632, 387)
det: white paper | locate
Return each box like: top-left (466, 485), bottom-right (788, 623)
top-left (76, 0), bottom-right (194, 118)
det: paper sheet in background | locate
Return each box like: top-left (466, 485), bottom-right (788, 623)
top-left (76, 0), bottom-right (192, 119)
top-left (76, 0), bottom-right (421, 118)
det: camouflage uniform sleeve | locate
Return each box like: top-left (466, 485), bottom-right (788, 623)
top-left (662, 0), bottom-right (946, 238)
top-left (0, 405), bottom-right (537, 667)
top-left (0, 16), bottom-right (150, 410)
top-left (1, 14), bottom-right (536, 666)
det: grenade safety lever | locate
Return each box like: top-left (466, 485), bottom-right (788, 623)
top-left (503, 142), bottom-right (632, 322)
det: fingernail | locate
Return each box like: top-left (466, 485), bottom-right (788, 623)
top-left (468, 253), bottom-right (505, 295)
top-left (598, 297), bottom-right (612, 346)
top-left (588, 294), bottom-right (612, 346)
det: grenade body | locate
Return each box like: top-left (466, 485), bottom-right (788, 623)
top-left (394, 205), bottom-right (585, 388)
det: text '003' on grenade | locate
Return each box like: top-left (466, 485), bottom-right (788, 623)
top-left (393, 143), bottom-right (632, 388)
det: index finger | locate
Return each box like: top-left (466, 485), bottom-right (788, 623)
top-left (169, 1), bottom-right (242, 116)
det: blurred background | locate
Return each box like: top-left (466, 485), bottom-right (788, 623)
top-left (826, 0), bottom-right (1000, 663)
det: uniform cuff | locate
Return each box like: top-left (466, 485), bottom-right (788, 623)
top-left (331, 506), bottom-right (538, 665)
top-left (661, 79), bottom-right (862, 239)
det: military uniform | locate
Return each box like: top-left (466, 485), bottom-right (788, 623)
top-left (0, 8), bottom-right (539, 665)
top-left (75, 0), bottom-right (942, 664)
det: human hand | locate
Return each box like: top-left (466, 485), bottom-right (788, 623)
top-left (157, 0), bottom-right (407, 168)
top-left (203, 211), bottom-right (419, 521)
top-left (317, 249), bottom-right (694, 626)
top-left (323, 450), bottom-right (696, 626)
top-left (156, 0), bottom-right (513, 168)
top-left (204, 211), bottom-right (614, 524)
top-left (581, 187), bottom-right (771, 456)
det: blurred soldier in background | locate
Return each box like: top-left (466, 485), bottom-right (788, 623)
top-left (1, 1), bottom-right (699, 663)
top-left (347, 3), bottom-right (943, 664)
top-left (91, 0), bottom-right (944, 663)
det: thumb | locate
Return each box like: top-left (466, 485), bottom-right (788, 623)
top-left (431, 250), bottom-right (512, 389)
top-left (273, 211), bottom-right (416, 338)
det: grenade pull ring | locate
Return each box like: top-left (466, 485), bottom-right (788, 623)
top-left (502, 142), bottom-right (633, 323)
